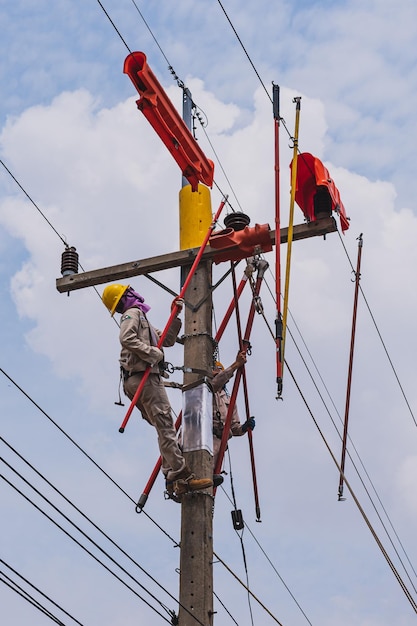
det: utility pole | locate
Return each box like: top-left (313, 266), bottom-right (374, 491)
top-left (178, 86), bottom-right (214, 625)
top-left (56, 54), bottom-right (341, 626)
top-left (179, 258), bottom-right (214, 624)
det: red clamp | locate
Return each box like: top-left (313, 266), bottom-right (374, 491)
top-left (291, 152), bottom-right (349, 232)
top-left (209, 223), bottom-right (272, 264)
top-left (124, 52), bottom-right (214, 192)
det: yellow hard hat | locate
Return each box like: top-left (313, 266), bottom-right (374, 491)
top-left (102, 283), bottom-right (129, 316)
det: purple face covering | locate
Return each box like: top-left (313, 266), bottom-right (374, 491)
top-left (120, 288), bottom-right (151, 314)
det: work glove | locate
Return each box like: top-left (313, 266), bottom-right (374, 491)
top-left (149, 346), bottom-right (164, 366)
top-left (241, 417), bottom-right (255, 433)
top-left (171, 297), bottom-right (184, 313)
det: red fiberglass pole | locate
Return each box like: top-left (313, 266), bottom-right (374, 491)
top-left (214, 261), bottom-right (267, 480)
top-left (119, 196), bottom-right (227, 433)
top-left (273, 84), bottom-right (283, 399)
top-left (136, 262), bottom-right (250, 509)
top-left (338, 234), bottom-right (363, 501)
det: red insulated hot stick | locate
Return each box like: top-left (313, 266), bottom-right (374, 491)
top-left (247, 429), bottom-right (261, 521)
top-left (137, 265), bottom-right (249, 507)
top-left (119, 196), bottom-right (228, 433)
top-left (273, 84), bottom-right (283, 399)
top-left (231, 262), bottom-right (262, 520)
top-left (213, 369), bottom-right (242, 478)
top-left (213, 265), bottom-right (264, 478)
top-left (215, 273), bottom-right (248, 342)
top-left (136, 411), bottom-right (183, 511)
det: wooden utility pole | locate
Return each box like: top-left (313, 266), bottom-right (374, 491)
top-left (179, 259), bottom-right (214, 624)
top-left (178, 86), bottom-right (214, 625)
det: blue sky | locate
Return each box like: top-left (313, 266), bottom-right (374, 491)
top-left (1, 1), bottom-right (417, 625)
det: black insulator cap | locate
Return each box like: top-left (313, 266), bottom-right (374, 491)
top-left (223, 212), bottom-right (251, 231)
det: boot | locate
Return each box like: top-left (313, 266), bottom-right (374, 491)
top-left (172, 465), bottom-right (213, 496)
top-left (213, 474), bottom-right (224, 488)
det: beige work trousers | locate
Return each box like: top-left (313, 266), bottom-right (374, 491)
top-left (124, 372), bottom-right (186, 480)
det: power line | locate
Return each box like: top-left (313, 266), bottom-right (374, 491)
top-left (219, 474), bottom-right (313, 626)
top-left (1, 560), bottom-right (85, 626)
top-left (225, 449), bottom-right (255, 626)
top-left (0, 159), bottom-right (67, 247)
top-left (244, 277), bottom-right (417, 612)
top-left (337, 230), bottom-right (417, 428)
top-left (1, 573), bottom-right (68, 626)
top-left (1, 471), bottom-right (175, 625)
top-left (96, 0), bottom-right (249, 213)
top-left (0, 367), bottom-right (134, 504)
top-left (216, 0), bottom-right (271, 105)
top-left (260, 268), bottom-right (417, 590)
top-left (0, 365), bottom-right (291, 626)
top-left (285, 360), bottom-right (417, 614)
top-left (0, 435), bottom-right (205, 625)
top-left (216, 0), bottom-right (293, 142)
top-left (213, 551), bottom-right (285, 625)
top-left (95, 0), bottom-right (131, 54)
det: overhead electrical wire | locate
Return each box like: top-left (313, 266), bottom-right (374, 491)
top-left (232, 255), bottom-right (415, 599)
top-left (86, 2), bottom-right (417, 620)
top-left (247, 269), bottom-right (417, 607)
top-left (216, 0), bottom-right (415, 437)
top-left (1, 559), bottom-right (84, 626)
top-left (0, 367), bottom-right (289, 626)
top-left (0, 573), bottom-right (68, 626)
top-left (213, 590), bottom-right (240, 625)
top-left (259, 268), bottom-right (417, 591)
top-left (0, 367), bottom-right (134, 505)
top-left (0, 159), bottom-right (67, 247)
top-left (1, 470), bottom-right (180, 626)
top-left (218, 478), bottom-right (313, 626)
top-left (0, 160), bottom-right (119, 323)
top-left (337, 230), bottom-right (416, 428)
top-left (0, 376), bottom-right (206, 624)
top-left (96, 0), bottom-right (247, 214)
top-left (213, 551), bottom-right (285, 626)
top-left (285, 321), bottom-right (417, 594)
top-left (0, 366), bottom-right (269, 623)
top-left (284, 361), bottom-right (417, 614)
top-left (225, 448), bottom-right (255, 626)
top-left (0, 437), bottom-right (204, 621)
top-left (2, 0), bottom-right (415, 622)
top-left (217, 260), bottom-right (417, 607)
top-left (216, 0), bottom-right (272, 106)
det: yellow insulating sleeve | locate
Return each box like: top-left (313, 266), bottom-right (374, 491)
top-left (179, 184), bottom-right (212, 250)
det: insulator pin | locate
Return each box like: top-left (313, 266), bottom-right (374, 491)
top-left (61, 246), bottom-right (79, 276)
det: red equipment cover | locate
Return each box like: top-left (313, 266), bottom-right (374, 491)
top-left (291, 152), bottom-right (349, 232)
top-left (209, 223), bottom-right (272, 264)
top-left (124, 52), bottom-right (214, 192)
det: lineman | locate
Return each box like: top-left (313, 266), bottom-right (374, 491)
top-left (211, 351), bottom-right (256, 474)
top-left (102, 283), bottom-right (213, 499)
